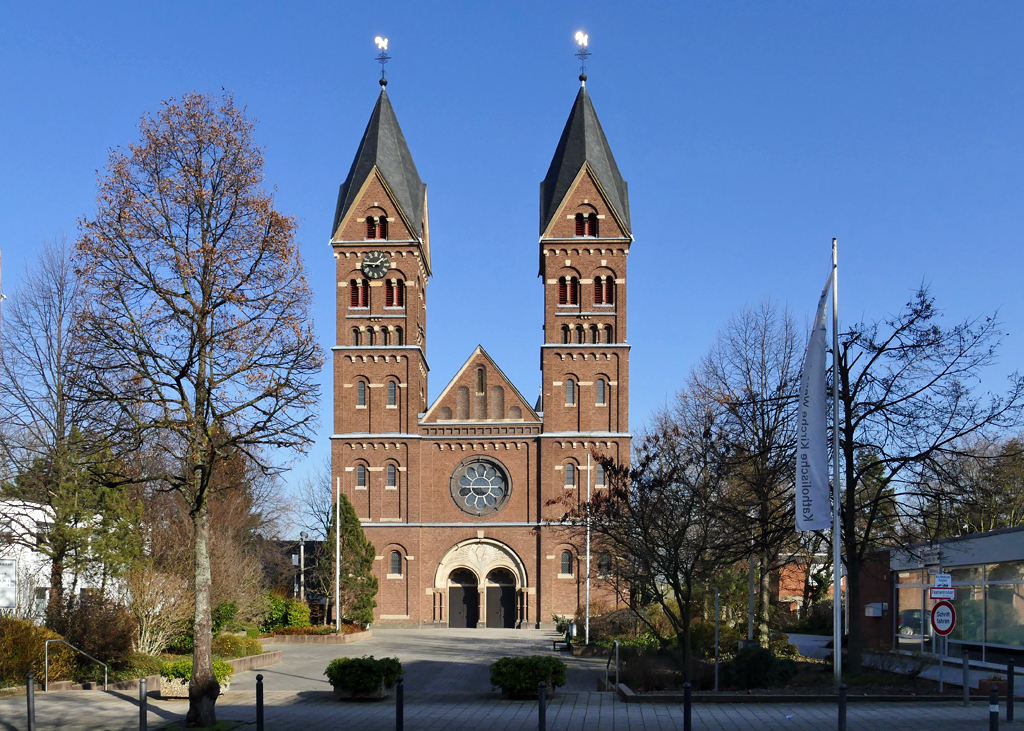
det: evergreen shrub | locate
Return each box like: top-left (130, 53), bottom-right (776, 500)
top-left (0, 617), bottom-right (75, 682)
top-left (489, 656), bottom-right (567, 695)
top-left (324, 656), bottom-right (401, 693)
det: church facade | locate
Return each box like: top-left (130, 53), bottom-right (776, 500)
top-left (330, 76), bottom-right (632, 628)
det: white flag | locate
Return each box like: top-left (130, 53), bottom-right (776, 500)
top-left (795, 271), bottom-right (833, 531)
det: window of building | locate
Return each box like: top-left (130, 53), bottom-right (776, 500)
top-left (395, 327), bottom-right (404, 345)
top-left (382, 329), bottom-right (390, 346)
top-left (366, 215), bottom-right (388, 240)
top-left (352, 328), bottom-right (360, 345)
top-left (349, 279), bottom-right (369, 308)
top-left (388, 380), bottom-right (397, 406)
top-left (367, 330), bottom-right (375, 346)
top-left (561, 325), bottom-right (570, 344)
top-left (366, 216), bottom-right (377, 239)
top-left (385, 279), bottom-right (405, 307)
top-left (357, 381), bottom-right (366, 407)
top-left (566, 378), bottom-right (576, 405)
top-left (599, 553), bottom-right (612, 577)
top-left (596, 463), bottom-right (606, 487)
top-left (604, 325), bottom-right (613, 343)
top-left (378, 217), bottom-right (388, 240)
top-left (557, 276), bottom-right (580, 305)
top-left (590, 325), bottom-right (599, 343)
top-left (396, 280), bottom-right (404, 306)
top-left (575, 326), bottom-right (585, 344)
top-left (586, 213), bottom-right (599, 237)
top-left (387, 464), bottom-right (397, 488)
top-left (565, 463), bottom-right (576, 488)
top-left (596, 378), bottom-right (606, 405)
top-left (356, 465), bottom-right (367, 488)
top-left (476, 367), bottom-right (485, 395)
top-left (594, 276), bottom-right (615, 305)
top-left (390, 550), bottom-right (402, 575)
top-left (561, 551), bottom-right (573, 576)
top-left (574, 213), bottom-right (585, 236)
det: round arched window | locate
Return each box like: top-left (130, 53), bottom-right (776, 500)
top-left (450, 458), bottom-right (510, 516)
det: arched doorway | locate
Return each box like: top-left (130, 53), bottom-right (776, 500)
top-left (448, 569), bottom-right (479, 628)
top-left (486, 568), bottom-right (517, 628)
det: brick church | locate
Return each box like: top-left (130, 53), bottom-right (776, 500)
top-left (330, 73), bottom-right (632, 628)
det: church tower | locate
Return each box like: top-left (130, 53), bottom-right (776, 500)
top-left (331, 79), bottom-right (429, 527)
top-left (538, 76), bottom-right (631, 476)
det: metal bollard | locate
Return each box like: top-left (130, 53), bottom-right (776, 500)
top-left (396, 675), bottom-right (404, 731)
top-left (838, 683), bottom-right (847, 731)
top-left (538, 681), bottom-right (547, 731)
top-left (1008, 658), bottom-right (1015, 723)
top-left (990, 685), bottom-right (1000, 731)
top-left (256, 674), bottom-right (264, 731)
top-left (26, 674), bottom-right (36, 731)
top-left (139, 677), bottom-right (148, 731)
top-left (683, 682), bottom-right (692, 731)
top-left (963, 650), bottom-right (972, 707)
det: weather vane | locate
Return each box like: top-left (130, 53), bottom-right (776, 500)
top-left (375, 36), bottom-right (391, 86)
top-left (574, 31), bottom-right (591, 81)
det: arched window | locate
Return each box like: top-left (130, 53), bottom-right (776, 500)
top-left (596, 378), bottom-right (606, 405)
top-left (558, 277), bottom-right (567, 305)
top-left (574, 213), bottom-right (585, 236)
top-left (352, 328), bottom-right (360, 346)
top-left (561, 325), bottom-right (570, 344)
top-left (604, 325), bottom-right (614, 344)
top-left (568, 277), bottom-right (579, 305)
top-left (390, 550), bottom-right (402, 575)
top-left (356, 464), bottom-right (367, 488)
top-left (382, 329), bottom-right (390, 346)
top-left (590, 325), bottom-right (599, 344)
top-left (396, 280), bottom-right (405, 306)
top-left (598, 553), bottom-right (611, 577)
top-left (565, 462), bottom-right (576, 488)
top-left (368, 330), bottom-right (375, 346)
top-left (366, 216), bottom-right (377, 239)
top-left (561, 550), bottom-right (573, 576)
top-left (350, 279), bottom-right (369, 308)
top-left (586, 213), bottom-right (599, 237)
top-left (575, 326), bottom-right (585, 344)
top-left (566, 378), bottom-right (575, 406)
top-left (476, 367), bottom-right (485, 394)
top-left (388, 380), bottom-right (397, 406)
top-left (604, 278), bottom-right (615, 305)
top-left (385, 280), bottom-right (395, 307)
top-left (357, 381), bottom-right (366, 407)
top-left (596, 463), bottom-right (606, 487)
top-left (395, 327), bottom-right (404, 346)
top-left (594, 275), bottom-right (615, 305)
top-left (378, 217), bottom-right (388, 240)
top-left (387, 464), bottom-right (397, 487)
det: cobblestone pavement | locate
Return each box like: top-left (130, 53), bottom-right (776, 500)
top-left (0, 629), bottom-right (1003, 730)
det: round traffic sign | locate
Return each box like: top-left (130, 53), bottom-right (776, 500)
top-left (931, 600), bottom-right (956, 636)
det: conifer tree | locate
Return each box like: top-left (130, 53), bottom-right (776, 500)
top-left (327, 492), bottom-right (377, 627)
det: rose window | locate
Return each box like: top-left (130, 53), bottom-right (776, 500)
top-left (450, 459), bottom-right (509, 516)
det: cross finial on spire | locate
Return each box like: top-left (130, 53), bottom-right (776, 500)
top-left (375, 36), bottom-right (391, 87)
top-left (574, 31), bottom-right (590, 85)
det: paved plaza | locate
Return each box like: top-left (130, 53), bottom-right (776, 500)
top-left (0, 629), bottom-right (1007, 730)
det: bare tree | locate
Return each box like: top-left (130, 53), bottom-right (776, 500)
top-left (687, 299), bottom-right (801, 643)
top-left (76, 92), bottom-right (323, 726)
top-left (0, 237), bottom-right (137, 617)
top-left (835, 287), bottom-right (1024, 668)
top-left (552, 395), bottom-right (730, 668)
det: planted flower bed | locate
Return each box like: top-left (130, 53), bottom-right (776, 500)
top-left (159, 659), bottom-right (234, 699)
top-left (489, 656), bottom-right (567, 697)
top-left (324, 655), bottom-right (402, 700)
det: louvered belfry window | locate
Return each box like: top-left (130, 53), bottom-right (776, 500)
top-left (586, 213), bottom-right (599, 237)
top-left (558, 277), bottom-right (568, 305)
top-left (366, 216), bottom-right (377, 239)
top-left (575, 213), bottom-right (585, 236)
top-left (378, 217), bottom-right (388, 240)
top-left (396, 280), bottom-right (405, 306)
top-left (568, 277), bottom-right (579, 305)
top-left (385, 280), bottom-right (395, 307)
top-left (351, 279), bottom-right (369, 308)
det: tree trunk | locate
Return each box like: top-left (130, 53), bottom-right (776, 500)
top-left (187, 506), bottom-right (219, 727)
top-left (45, 552), bottom-right (65, 626)
top-left (757, 553), bottom-right (771, 645)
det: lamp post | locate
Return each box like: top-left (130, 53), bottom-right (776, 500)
top-left (299, 531), bottom-right (308, 602)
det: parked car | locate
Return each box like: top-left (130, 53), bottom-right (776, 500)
top-left (898, 608), bottom-right (932, 635)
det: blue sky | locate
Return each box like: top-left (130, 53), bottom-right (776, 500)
top-left (2, 2), bottom-right (1022, 503)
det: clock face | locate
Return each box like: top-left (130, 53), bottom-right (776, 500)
top-left (361, 251), bottom-right (391, 280)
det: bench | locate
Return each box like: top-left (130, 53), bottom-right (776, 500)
top-left (552, 633), bottom-right (573, 651)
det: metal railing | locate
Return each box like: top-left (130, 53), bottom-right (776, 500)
top-left (44, 638), bottom-right (108, 691)
top-left (604, 640), bottom-right (619, 691)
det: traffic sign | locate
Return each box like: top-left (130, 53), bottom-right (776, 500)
top-left (934, 574), bottom-right (952, 588)
top-left (931, 599), bottom-right (956, 636)
top-left (929, 588), bottom-right (956, 600)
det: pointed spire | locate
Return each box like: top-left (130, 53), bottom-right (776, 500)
top-left (539, 86), bottom-right (630, 236)
top-left (332, 87), bottom-right (427, 240)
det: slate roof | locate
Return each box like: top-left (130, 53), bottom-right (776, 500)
top-left (539, 85), bottom-right (630, 236)
top-left (332, 87), bottom-right (426, 240)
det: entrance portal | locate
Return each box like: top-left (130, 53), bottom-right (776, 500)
top-left (485, 569), bottom-right (517, 628)
top-left (448, 569), bottom-right (479, 628)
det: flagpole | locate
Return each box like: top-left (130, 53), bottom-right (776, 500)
top-left (585, 453), bottom-right (591, 647)
top-left (831, 238), bottom-right (842, 688)
top-left (335, 476), bottom-right (341, 634)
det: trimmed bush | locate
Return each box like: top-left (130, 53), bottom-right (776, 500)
top-left (284, 599), bottom-right (310, 628)
top-left (211, 601), bottom-right (239, 633)
top-left (244, 638), bottom-right (264, 656)
top-left (260, 594), bottom-right (311, 632)
top-left (489, 656), bottom-right (567, 695)
top-left (159, 658), bottom-right (233, 686)
top-left (721, 644), bottom-right (796, 690)
top-left (324, 656), bottom-right (402, 694)
top-left (211, 634), bottom-right (246, 658)
top-left (0, 617), bottom-right (76, 683)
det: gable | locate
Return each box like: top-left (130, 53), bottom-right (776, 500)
top-left (421, 346), bottom-right (540, 424)
top-left (540, 166), bottom-right (629, 241)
